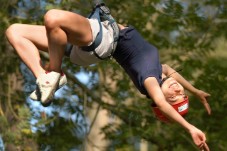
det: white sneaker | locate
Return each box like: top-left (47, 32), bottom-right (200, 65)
top-left (29, 71), bottom-right (61, 105)
top-left (30, 73), bottom-right (67, 101)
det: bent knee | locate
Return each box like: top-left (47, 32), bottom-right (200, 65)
top-left (5, 23), bottom-right (22, 43)
top-left (5, 24), bottom-right (19, 38)
top-left (44, 9), bottom-right (63, 29)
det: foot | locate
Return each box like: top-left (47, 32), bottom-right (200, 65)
top-left (30, 73), bottom-right (67, 101)
top-left (30, 71), bottom-right (61, 105)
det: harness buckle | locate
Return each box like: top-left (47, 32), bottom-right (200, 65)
top-left (99, 5), bottom-right (110, 15)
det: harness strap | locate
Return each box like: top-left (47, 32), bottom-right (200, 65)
top-left (81, 7), bottom-right (103, 53)
top-left (99, 4), bottom-right (119, 59)
top-left (81, 3), bottom-right (119, 60)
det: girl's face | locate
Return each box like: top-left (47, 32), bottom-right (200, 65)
top-left (160, 77), bottom-right (185, 105)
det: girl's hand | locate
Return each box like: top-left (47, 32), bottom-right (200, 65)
top-left (189, 125), bottom-right (210, 151)
top-left (195, 90), bottom-right (211, 115)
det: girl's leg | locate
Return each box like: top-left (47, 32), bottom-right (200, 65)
top-left (5, 10), bottom-right (94, 104)
top-left (5, 24), bottom-right (62, 104)
top-left (43, 9), bottom-right (93, 73)
top-left (5, 24), bottom-right (48, 78)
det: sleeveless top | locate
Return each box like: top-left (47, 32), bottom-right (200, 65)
top-left (113, 26), bottom-right (162, 97)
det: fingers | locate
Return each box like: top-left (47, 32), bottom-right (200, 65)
top-left (203, 142), bottom-right (210, 151)
top-left (204, 92), bottom-right (211, 97)
top-left (203, 102), bottom-right (211, 115)
top-left (206, 93), bottom-right (211, 96)
top-left (201, 92), bottom-right (211, 115)
top-left (199, 142), bottom-right (210, 151)
top-left (198, 134), bottom-right (209, 151)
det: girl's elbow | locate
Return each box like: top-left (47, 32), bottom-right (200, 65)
top-left (162, 64), bottom-right (170, 74)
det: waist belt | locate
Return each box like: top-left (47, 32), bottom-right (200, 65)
top-left (81, 3), bottom-right (119, 60)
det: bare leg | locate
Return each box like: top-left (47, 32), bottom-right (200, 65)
top-left (43, 9), bottom-right (93, 73)
top-left (5, 24), bottom-right (48, 78)
top-left (6, 10), bottom-right (93, 77)
top-left (6, 10), bottom-right (93, 104)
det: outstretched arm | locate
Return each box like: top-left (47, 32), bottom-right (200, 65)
top-left (144, 77), bottom-right (209, 151)
top-left (162, 64), bottom-right (211, 115)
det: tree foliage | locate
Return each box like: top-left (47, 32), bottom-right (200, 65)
top-left (0, 0), bottom-right (227, 150)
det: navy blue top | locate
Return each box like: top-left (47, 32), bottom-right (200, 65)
top-left (113, 26), bottom-right (162, 97)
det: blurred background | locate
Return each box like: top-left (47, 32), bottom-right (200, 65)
top-left (0, 0), bottom-right (227, 150)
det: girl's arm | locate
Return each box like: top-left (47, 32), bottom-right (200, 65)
top-left (144, 77), bottom-right (210, 151)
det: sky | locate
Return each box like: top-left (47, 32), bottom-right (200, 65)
top-left (0, 136), bottom-right (4, 151)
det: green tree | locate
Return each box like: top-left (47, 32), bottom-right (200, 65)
top-left (1, 0), bottom-right (227, 150)
top-left (0, 0), bottom-right (39, 150)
